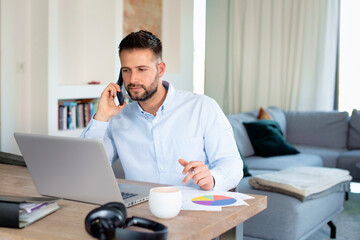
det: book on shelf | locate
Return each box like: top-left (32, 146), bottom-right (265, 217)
top-left (0, 195), bottom-right (60, 228)
top-left (58, 99), bottom-right (98, 130)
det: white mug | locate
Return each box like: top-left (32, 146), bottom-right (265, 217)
top-left (149, 187), bottom-right (182, 219)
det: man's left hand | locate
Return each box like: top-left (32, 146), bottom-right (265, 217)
top-left (178, 159), bottom-right (214, 191)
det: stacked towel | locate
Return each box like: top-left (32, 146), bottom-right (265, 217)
top-left (249, 167), bottom-right (352, 201)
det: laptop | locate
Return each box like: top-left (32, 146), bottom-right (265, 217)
top-left (14, 132), bottom-right (150, 207)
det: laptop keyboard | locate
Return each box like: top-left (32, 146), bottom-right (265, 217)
top-left (121, 191), bottom-right (138, 200)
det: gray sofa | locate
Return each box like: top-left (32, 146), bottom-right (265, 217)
top-left (227, 106), bottom-right (360, 180)
top-left (227, 106), bottom-right (359, 240)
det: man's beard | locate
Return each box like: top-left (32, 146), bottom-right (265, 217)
top-left (126, 72), bottom-right (159, 101)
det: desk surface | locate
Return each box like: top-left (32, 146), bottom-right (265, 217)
top-left (0, 163), bottom-right (267, 240)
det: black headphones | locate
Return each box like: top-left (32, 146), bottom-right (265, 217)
top-left (85, 202), bottom-right (168, 240)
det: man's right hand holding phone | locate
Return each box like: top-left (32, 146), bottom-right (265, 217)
top-left (94, 83), bottom-right (126, 122)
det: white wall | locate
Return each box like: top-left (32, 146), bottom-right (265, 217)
top-left (1, 0), bottom-right (32, 154)
top-left (58, 0), bottom-right (117, 86)
top-left (30, 0), bottom-right (49, 135)
top-left (162, 0), bottom-right (194, 91)
top-left (0, 0), bottom-right (194, 154)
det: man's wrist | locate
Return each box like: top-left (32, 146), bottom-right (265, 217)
top-left (93, 112), bottom-right (111, 122)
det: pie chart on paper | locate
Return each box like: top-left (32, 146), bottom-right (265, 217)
top-left (191, 195), bottom-right (237, 206)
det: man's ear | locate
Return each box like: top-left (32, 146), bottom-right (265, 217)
top-left (157, 62), bottom-right (166, 78)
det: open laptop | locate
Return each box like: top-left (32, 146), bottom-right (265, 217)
top-left (14, 132), bottom-right (150, 207)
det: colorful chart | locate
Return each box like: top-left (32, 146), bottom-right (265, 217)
top-left (191, 195), bottom-right (237, 206)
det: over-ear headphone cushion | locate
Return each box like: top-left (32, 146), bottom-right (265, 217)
top-left (85, 202), bottom-right (168, 240)
top-left (85, 202), bottom-right (127, 238)
top-left (102, 202), bottom-right (127, 220)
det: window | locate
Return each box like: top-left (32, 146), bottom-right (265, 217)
top-left (338, 0), bottom-right (360, 113)
top-left (193, 0), bottom-right (206, 94)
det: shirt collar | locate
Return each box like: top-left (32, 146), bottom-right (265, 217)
top-left (160, 81), bottom-right (175, 113)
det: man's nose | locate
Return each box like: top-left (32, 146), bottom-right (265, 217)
top-left (129, 71), bottom-right (141, 84)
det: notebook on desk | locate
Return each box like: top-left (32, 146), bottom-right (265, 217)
top-left (14, 133), bottom-right (150, 207)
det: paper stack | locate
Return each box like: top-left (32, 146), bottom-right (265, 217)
top-left (0, 195), bottom-right (61, 228)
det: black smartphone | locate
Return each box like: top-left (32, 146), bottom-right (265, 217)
top-left (117, 70), bottom-right (125, 106)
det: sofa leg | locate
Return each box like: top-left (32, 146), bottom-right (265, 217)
top-left (345, 191), bottom-right (349, 201)
top-left (327, 221), bottom-right (336, 239)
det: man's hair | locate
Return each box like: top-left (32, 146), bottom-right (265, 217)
top-left (119, 30), bottom-right (162, 61)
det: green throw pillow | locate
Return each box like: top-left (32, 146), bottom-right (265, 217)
top-left (243, 120), bottom-right (299, 157)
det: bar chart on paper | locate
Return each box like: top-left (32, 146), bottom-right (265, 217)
top-left (192, 195), bottom-right (237, 206)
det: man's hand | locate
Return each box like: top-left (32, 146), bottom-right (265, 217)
top-left (178, 159), bottom-right (214, 191)
top-left (94, 83), bottom-right (126, 122)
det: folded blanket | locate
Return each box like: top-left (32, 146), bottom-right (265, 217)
top-left (249, 167), bottom-right (352, 201)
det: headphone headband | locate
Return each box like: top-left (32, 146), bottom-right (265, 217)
top-left (85, 202), bottom-right (168, 240)
top-left (115, 217), bottom-right (168, 240)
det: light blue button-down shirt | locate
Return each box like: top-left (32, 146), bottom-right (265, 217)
top-left (81, 81), bottom-right (243, 191)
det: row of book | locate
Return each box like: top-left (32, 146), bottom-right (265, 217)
top-left (58, 99), bottom-right (98, 130)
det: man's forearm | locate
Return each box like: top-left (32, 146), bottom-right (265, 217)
top-left (80, 118), bottom-right (109, 139)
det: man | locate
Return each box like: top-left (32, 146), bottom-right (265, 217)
top-left (81, 30), bottom-right (243, 191)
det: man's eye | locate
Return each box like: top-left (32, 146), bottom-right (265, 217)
top-left (122, 69), bottom-right (129, 73)
top-left (139, 68), bottom-right (146, 71)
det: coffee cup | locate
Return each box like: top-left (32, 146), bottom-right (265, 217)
top-left (149, 187), bottom-right (182, 219)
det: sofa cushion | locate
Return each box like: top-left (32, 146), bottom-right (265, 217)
top-left (227, 106), bottom-right (286, 158)
top-left (285, 110), bottom-right (349, 149)
top-left (266, 106), bottom-right (287, 136)
top-left (237, 173), bottom-right (345, 240)
top-left (337, 150), bottom-right (360, 182)
top-left (294, 145), bottom-right (346, 168)
top-left (245, 153), bottom-right (323, 171)
top-left (348, 109), bottom-right (360, 150)
top-left (243, 120), bottom-right (299, 157)
top-left (227, 113), bottom-right (257, 157)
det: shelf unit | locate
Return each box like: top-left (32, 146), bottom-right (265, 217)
top-left (57, 95), bottom-right (100, 137)
top-left (45, 0), bottom-right (122, 137)
top-left (51, 86), bottom-right (104, 137)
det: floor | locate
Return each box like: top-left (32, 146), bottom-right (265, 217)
top-left (350, 181), bottom-right (360, 193)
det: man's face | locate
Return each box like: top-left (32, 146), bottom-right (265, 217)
top-left (120, 49), bottom-right (163, 102)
